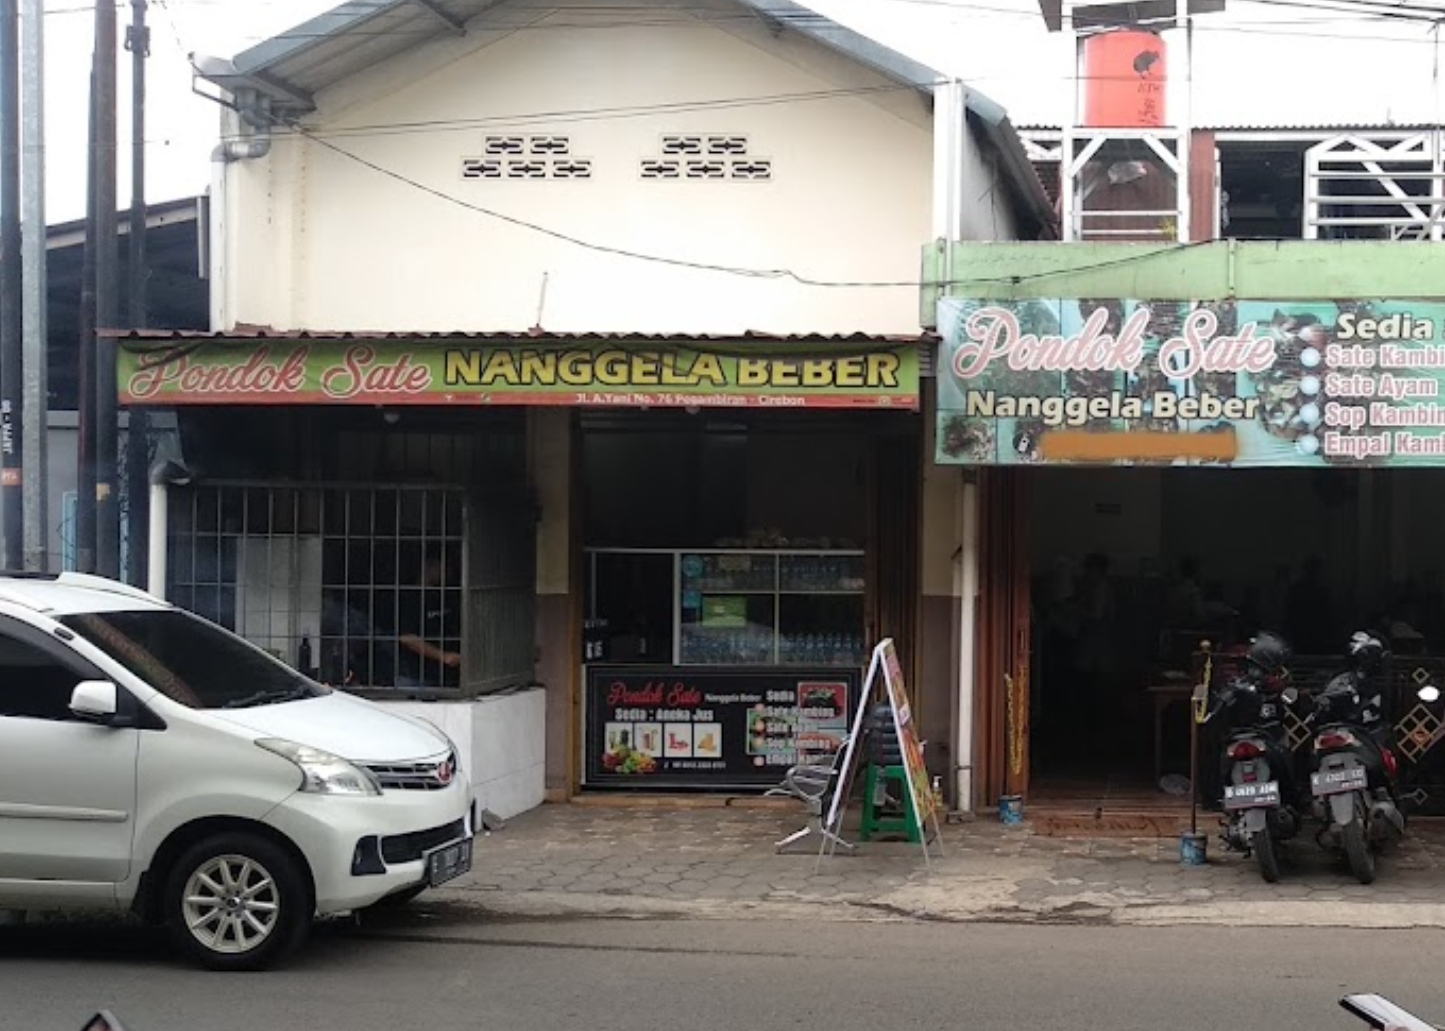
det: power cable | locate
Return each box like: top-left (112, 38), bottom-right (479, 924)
top-left (146, 0), bottom-right (1438, 289)
top-left (43, 0), bottom-right (1445, 22)
top-left (275, 110), bottom-right (1213, 289)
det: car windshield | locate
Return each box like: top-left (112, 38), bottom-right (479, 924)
top-left (60, 609), bottom-right (330, 710)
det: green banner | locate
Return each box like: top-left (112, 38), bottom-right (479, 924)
top-left (119, 338), bottom-right (920, 411)
top-left (936, 298), bottom-right (1445, 467)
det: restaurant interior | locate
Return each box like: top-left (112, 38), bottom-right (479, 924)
top-left (1026, 464), bottom-right (1445, 809)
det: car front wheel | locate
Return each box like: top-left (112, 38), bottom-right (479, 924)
top-left (163, 832), bottom-right (310, 971)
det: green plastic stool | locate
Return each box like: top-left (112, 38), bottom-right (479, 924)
top-left (858, 763), bottom-right (922, 843)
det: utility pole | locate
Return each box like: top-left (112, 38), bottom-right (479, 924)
top-left (0, 0), bottom-right (23, 571)
top-left (124, 0), bottom-right (148, 586)
top-left (76, 71), bottom-right (97, 574)
top-left (94, 0), bottom-right (120, 579)
top-left (20, 0), bottom-right (47, 572)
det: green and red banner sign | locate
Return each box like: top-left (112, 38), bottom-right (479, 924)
top-left (119, 338), bottom-right (920, 410)
top-left (936, 297), bottom-right (1445, 467)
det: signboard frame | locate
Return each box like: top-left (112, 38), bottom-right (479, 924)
top-left (936, 297), bottom-right (1445, 468)
top-left (118, 338), bottom-right (921, 411)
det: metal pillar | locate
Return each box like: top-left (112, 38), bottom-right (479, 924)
top-left (19, 0), bottom-right (45, 572)
top-left (124, 0), bottom-right (149, 586)
top-left (76, 70), bottom-right (97, 574)
top-left (94, 0), bottom-right (120, 579)
top-left (0, 0), bottom-right (23, 569)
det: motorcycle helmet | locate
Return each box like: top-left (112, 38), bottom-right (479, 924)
top-left (1246, 631), bottom-right (1292, 677)
top-left (1348, 630), bottom-right (1388, 674)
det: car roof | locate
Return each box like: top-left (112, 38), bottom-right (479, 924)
top-left (0, 572), bottom-right (171, 617)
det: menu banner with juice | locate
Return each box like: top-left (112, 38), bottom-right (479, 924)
top-left (818, 639), bottom-right (942, 865)
top-left (879, 639), bottom-right (939, 838)
top-left (585, 665), bottom-right (861, 789)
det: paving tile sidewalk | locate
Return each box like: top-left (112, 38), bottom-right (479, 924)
top-left (430, 805), bottom-right (1445, 927)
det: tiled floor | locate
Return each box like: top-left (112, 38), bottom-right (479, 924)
top-left (437, 804), bottom-right (1445, 921)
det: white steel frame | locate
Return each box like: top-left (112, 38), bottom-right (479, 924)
top-left (1058, 0), bottom-right (1193, 242)
top-left (1304, 131), bottom-right (1445, 242)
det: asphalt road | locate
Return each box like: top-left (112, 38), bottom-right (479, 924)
top-left (3, 908), bottom-right (1445, 1031)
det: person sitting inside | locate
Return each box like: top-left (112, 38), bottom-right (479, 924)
top-left (394, 545), bottom-right (463, 690)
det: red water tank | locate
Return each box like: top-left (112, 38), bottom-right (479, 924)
top-left (1081, 30), bottom-right (1167, 129)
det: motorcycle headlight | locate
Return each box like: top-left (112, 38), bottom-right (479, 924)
top-left (256, 738), bottom-right (382, 796)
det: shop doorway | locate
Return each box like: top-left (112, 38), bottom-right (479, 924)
top-left (577, 409), bottom-right (922, 793)
top-left (1011, 465), bottom-right (1445, 816)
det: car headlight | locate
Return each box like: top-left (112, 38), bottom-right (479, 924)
top-left (256, 738), bottom-right (382, 796)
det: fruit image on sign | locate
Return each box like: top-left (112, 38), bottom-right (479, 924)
top-left (601, 722), bottom-right (658, 775)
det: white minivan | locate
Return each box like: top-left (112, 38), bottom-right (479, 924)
top-left (0, 572), bottom-right (476, 970)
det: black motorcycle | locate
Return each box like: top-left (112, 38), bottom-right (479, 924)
top-left (1307, 631), bottom-right (1431, 884)
top-left (1211, 632), bottom-right (1305, 882)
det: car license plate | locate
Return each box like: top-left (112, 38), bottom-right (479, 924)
top-left (1224, 781), bottom-right (1280, 810)
top-left (425, 837), bottom-right (473, 887)
top-left (1311, 766), bottom-right (1368, 796)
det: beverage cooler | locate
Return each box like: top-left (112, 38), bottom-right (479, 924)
top-left (582, 548), bottom-right (866, 791)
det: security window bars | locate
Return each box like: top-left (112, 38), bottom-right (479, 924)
top-left (166, 485), bottom-right (467, 694)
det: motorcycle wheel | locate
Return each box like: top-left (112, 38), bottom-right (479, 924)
top-left (1342, 809), bottom-right (1377, 885)
top-left (1251, 827), bottom-right (1281, 883)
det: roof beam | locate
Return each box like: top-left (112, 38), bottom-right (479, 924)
top-left (247, 71), bottom-right (316, 113)
top-left (408, 0), bottom-right (466, 34)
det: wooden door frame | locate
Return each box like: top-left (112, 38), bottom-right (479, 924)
top-left (973, 468), bottom-right (1033, 808)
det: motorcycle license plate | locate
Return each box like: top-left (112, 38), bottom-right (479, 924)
top-left (1311, 766), bottom-right (1369, 796)
top-left (1224, 781), bottom-right (1280, 810)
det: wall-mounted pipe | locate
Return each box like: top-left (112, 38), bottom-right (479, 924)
top-left (212, 89), bottom-right (273, 164)
top-left (147, 459), bottom-right (191, 599)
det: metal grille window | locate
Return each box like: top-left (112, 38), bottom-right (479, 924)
top-left (166, 485), bottom-right (469, 693)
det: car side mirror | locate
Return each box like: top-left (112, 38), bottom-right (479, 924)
top-left (70, 680), bottom-right (120, 724)
top-left (1282, 687), bottom-right (1300, 705)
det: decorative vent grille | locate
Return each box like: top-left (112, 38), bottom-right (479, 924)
top-left (461, 158), bottom-right (503, 180)
top-left (506, 160), bottom-right (549, 180)
top-left (551, 160), bottom-right (593, 179)
top-left (640, 159), bottom-right (681, 179)
top-left (642, 134), bottom-right (771, 182)
top-left (707, 135), bottom-right (748, 155)
top-left (660, 135), bottom-right (704, 155)
top-left (461, 136), bottom-right (592, 181)
top-left (730, 159), bottom-right (772, 180)
top-left (685, 160), bottom-right (727, 180)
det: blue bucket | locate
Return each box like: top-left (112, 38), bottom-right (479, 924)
top-left (999, 794), bottom-right (1024, 826)
top-left (1179, 831), bottom-right (1208, 866)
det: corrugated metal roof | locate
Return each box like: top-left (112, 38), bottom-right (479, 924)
top-left (1017, 123), bottom-right (1442, 135)
top-left (192, 0), bottom-right (1055, 237)
top-left (105, 328), bottom-right (936, 344)
top-left (200, 0), bottom-right (945, 115)
top-left (108, 327), bottom-right (940, 376)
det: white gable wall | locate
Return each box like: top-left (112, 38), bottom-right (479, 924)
top-left (213, 0), bottom-right (1019, 335)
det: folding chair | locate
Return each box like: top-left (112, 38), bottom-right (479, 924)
top-left (765, 754), bottom-right (856, 855)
